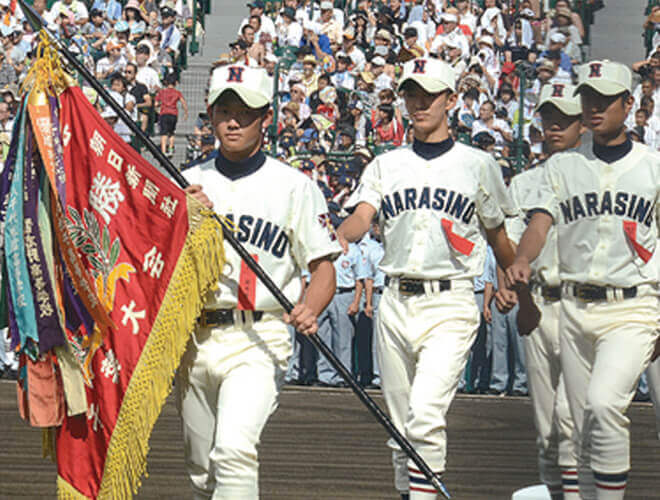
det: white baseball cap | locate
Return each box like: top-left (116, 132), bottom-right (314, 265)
top-left (372, 56), bottom-right (386, 66)
top-left (320, 1), bottom-right (333, 10)
top-left (208, 64), bottom-right (273, 108)
top-left (442, 13), bottom-right (458, 23)
top-left (549, 32), bottom-right (566, 44)
top-left (397, 58), bottom-right (456, 94)
top-left (536, 83), bottom-right (581, 115)
top-left (574, 59), bottom-right (632, 96)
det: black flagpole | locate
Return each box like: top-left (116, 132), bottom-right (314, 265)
top-left (18, 3), bottom-right (450, 497)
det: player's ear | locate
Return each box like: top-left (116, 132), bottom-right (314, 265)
top-left (622, 92), bottom-right (634, 115)
top-left (445, 91), bottom-right (458, 112)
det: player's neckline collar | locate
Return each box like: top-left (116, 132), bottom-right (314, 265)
top-left (412, 137), bottom-right (455, 160)
top-left (592, 135), bottom-right (632, 164)
top-left (215, 149), bottom-right (266, 180)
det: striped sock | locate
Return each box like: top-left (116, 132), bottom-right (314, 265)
top-left (561, 467), bottom-right (580, 500)
top-left (408, 467), bottom-right (440, 500)
top-left (593, 471), bottom-right (627, 500)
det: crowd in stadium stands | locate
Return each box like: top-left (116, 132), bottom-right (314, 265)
top-left (1, 0), bottom-right (656, 401)
top-left (0, 0), bottom-right (199, 379)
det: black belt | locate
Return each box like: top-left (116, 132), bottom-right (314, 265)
top-left (337, 286), bottom-right (355, 294)
top-left (199, 309), bottom-right (264, 328)
top-left (541, 285), bottom-right (561, 303)
top-left (398, 278), bottom-right (451, 296)
top-left (570, 283), bottom-right (637, 302)
top-left (474, 290), bottom-right (484, 294)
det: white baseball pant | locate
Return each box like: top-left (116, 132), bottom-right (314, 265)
top-left (175, 312), bottom-right (291, 500)
top-left (523, 292), bottom-right (576, 498)
top-left (646, 357), bottom-right (660, 441)
top-left (375, 278), bottom-right (479, 499)
top-left (559, 288), bottom-right (659, 500)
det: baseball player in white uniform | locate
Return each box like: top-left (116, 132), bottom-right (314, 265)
top-left (178, 64), bottom-right (340, 500)
top-left (507, 60), bottom-right (660, 500)
top-left (337, 58), bottom-right (519, 500)
top-left (506, 83), bottom-right (583, 500)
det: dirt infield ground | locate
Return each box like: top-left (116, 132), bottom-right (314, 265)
top-left (0, 382), bottom-right (658, 499)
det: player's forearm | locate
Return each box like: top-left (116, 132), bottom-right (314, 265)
top-left (486, 223), bottom-right (516, 270)
top-left (515, 212), bottom-right (552, 265)
top-left (484, 282), bottom-right (494, 305)
top-left (337, 205), bottom-right (375, 243)
top-left (304, 258), bottom-right (336, 317)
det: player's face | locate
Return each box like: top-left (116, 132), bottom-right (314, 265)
top-left (580, 87), bottom-right (633, 139)
top-left (540, 104), bottom-right (583, 154)
top-left (401, 82), bottom-right (456, 138)
top-left (209, 92), bottom-right (270, 161)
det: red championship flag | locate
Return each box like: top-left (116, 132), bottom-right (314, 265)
top-left (3, 36), bottom-right (226, 499)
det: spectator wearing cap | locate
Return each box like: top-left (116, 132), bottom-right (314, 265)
top-left (90, 0), bottom-right (122, 25)
top-left (123, 0), bottom-right (146, 43)
top-left (95, 40), bottom-right (126, 80)
top-left (331, 52), bottom-right (355, 90)
top-left (541, 50), bottom-right (572, 84)
top-left (477, 2), bottom-right (506, 43)
top-left (0, 26), bottom-right (23, 76)
top-left (158, 5), bottom-right (181, 56)
top-left (301, 19), bottom-right (331, 57)
top-left (239, 0), bottom-right (276, 41)
top-left (277, 6), bottom-right (303, 48)
top-left (367, 28), bottom-right (397, 66)
top-left (544, 0), bottom-right (584, 45)
top-left (539, 32), bottom-right (573, 73)
top-left (48, 0), bottom-right (89, 26)
top-left (431, 13), bottom-right (470, 63)
top-left (300, 54), bottom-right (320, 96)
top-left (318, 1), bottom-right (342, 45)
top-left (628, 74), bottom-right (660, 127)
top-left (472, 100), bottom-right (513, 146)
top-left (444, 37), bottom-right (467, 75)
top-left (370, 56), bottom-right (392, 92)
top-left (398, 26), bottom-right (426, 63)
top-left (288, 82), bottom-right (312, 121)
top-left (340, 26), bottom-right (366, 72)
top-left (229, 39), bottom-right (258, 67)
top-left (345, 100), bottom-right (370, 145)
top-left (336, 126), bottom-right (356, 152)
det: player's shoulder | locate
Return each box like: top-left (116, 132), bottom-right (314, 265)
top-left (262, 155), bottom-right (318, 187)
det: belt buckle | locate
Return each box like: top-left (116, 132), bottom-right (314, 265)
top-left (399, 279), bottom-right (417, 296)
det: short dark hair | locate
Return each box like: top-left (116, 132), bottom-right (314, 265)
top-left (109, 72), bottom-right (126, 86)
top-left (378, 103), bottom-right (394, 121)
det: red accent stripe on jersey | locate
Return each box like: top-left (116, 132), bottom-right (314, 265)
top-left (410, 485), bottom-right (438, 494)
top-left (623, 221), bottom-right (653, 263)
top-left (596, 483), bottom-right (627, 490)
top-left (408, 467), bottom-right (423, 474)
top-left (237, 254), bottom-right (258, 310)
top-left (441, 218), bottom-right (474, 256)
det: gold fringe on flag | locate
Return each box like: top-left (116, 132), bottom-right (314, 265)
top-left (57, 198), bottom-right (226, 500)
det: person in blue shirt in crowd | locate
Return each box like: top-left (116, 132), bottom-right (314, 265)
top-left (355, 220), bottom-right (385, 388)
top-left (317, 238), bottom-right (363, 387)
top-left (461, 245), bottom-right (496, 393)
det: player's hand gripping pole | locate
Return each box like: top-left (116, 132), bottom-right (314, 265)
top-left (18, 3), bottom-right (450, 497)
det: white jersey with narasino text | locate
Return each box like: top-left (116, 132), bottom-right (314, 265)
top-left (183, 154), bottom-right (341, 311)
top-left (522, 138), bottom-right (660, 288)
top-left (349, 141), bottom-right (515, 280)
top-left (506, 165), bottom-right (560, 287)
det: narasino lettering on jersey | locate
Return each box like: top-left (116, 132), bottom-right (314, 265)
top-left (226, 213), bottom-right (290, 258)
top-left (559, 191), bottom-right (654, 228)
top-left (381, 186), bottom-right (476, 224)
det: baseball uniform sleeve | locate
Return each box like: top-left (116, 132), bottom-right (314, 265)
top-left (505, 176), bottom-right (526, 245)
top-left (476, 156), bottom-right (514, 229)
top-left (289, 179), bottom-right (342, 269)
top-left (518, 162), bottom-right (560, 222)
top-left (344, 159), bottom-right (382, 211)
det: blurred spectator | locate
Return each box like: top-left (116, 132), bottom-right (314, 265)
top-left (373, 103), bottom-right (403, 146)
top-left (154, 72), bottom-right (188, 157)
